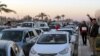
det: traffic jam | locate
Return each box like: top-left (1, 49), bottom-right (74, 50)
top-left (0, 21), bottom-right (79, 56)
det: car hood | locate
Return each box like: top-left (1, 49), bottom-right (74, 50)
top-left (33, 44), bottom-right (69, 53)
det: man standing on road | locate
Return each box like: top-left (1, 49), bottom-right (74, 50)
top-left (80, 21), bottom-right (88, 45)
top-left (87, 14), bottom-right (99, 56)
top-left (90, 19), bottom-right (99, 56)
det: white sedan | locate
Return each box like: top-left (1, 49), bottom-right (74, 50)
top-left (29, 31), bottom-right (75, 56)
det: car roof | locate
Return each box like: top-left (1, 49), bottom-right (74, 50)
top-left (36, 21), bottom-right (47, 23)
top-left (2, 27), bottom-right (35, 31)
top-left (43, 31), bottom-right (69, 35)
top-left (22, 22), bottom-right (34, 23)
top-left (0, 26), bottom-right (9, 28)
top-left (0, 40), bottom-right (14, 49)
top-left (33, 28), bottom-right (42, 30)
top-left (58, 28), bottom-right (74, 31)
top-left (65, 25), bottom-right (76, 27)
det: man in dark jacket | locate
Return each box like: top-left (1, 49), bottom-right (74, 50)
top-left (87, 14), bottom-right (99, 56)
top-left (89, 19), bottom-right (99, 56)
top-left (80, 21), bottom-right (88, 45)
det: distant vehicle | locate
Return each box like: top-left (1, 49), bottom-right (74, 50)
top-left (29, 31), bottom-right (75, 56)
top-left (0, 40), bottom-right (24, 56)
top-left (64, 25), bottom-right (76, 29)
top-left (57, 28), bottom-right (77, 42)
top-left (35, 22), bottom-right (49, 31)
top-left (64, 24), bottom-right (79, 34)
top-left (15, 23), bottom-right (23, 27)
top-left (21, 22), bottom-right (49, 31)
top-left (0, 27), bottom-right (39, 56)
top-left (21, 22), bottom-right (35, 28)
top-left (49, 21), bottom-right (63, 29)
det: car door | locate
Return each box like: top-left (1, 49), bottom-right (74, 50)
top-left (23, 31), bottom-right (35, 56)
top-left (24, 32), bottom-right (30, 42)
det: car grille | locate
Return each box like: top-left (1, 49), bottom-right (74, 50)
top-left (38, 53), bottom-right (57, 56)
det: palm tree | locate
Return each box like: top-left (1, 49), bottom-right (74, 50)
top-left (0, 2), bottom-right (16, 14)
top-left (61, 14), bottom-right (65, 20)
top-left (22, 15), bottom-right (32, 21)
top-left (55, 15), bottom-right (61, 20)
top-left (36, 12), bottom-right (47, 20)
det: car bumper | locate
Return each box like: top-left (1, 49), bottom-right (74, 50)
top-left (29, 53), bottom-right (71, 56)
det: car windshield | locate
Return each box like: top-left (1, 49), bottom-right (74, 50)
top-left (1, 31), bottom-right (23, 42)
top-left (22, 23), bottom-right (33, 27)
top-left (0, 49), bottom-right (6, 56)
top-left (37, 34), bottom-right (67, 44)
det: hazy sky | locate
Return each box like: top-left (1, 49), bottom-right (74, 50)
top-left (1, 0), bottom-right (100, 21)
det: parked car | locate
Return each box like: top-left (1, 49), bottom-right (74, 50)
top-left (21, 22), bottom-right (35, 28)
top-left (0, 40), bottom-right (24, 56)
top-left (35, 22), bottom-right (50, 31)
top-left (21, 22), bottom-right (49, 31)
top-left (0, 27), bottom-right (38, 56)
top-left (29, 31), bottom-right (75, 56)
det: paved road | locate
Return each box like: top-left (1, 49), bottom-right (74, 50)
top-left (78, 36), bottom-right (92, 56)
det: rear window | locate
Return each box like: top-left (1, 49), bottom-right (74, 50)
top-left (22, 23), bottom-right (33, 27)
top-left (40, 24), bottom-right (45, 27)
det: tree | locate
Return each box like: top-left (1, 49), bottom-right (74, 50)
top-left (55, 15), bottom-right (61, 20)
top-left (0, 2), bottom-right (16, 14)
top-left (36, 12), bottom-right (47, 20)
top-left (22, 15), bottom-right (32, 21)
top-left (61, 14), bottom-right (65, 17)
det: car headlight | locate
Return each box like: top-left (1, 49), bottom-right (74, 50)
top-left (30, 49), bottom-right (37, 55)
top-left (59, 48), bottom-right (69, 55)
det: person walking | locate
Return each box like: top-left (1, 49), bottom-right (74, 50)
top-left (80, 21), bottom-right (88, 45)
